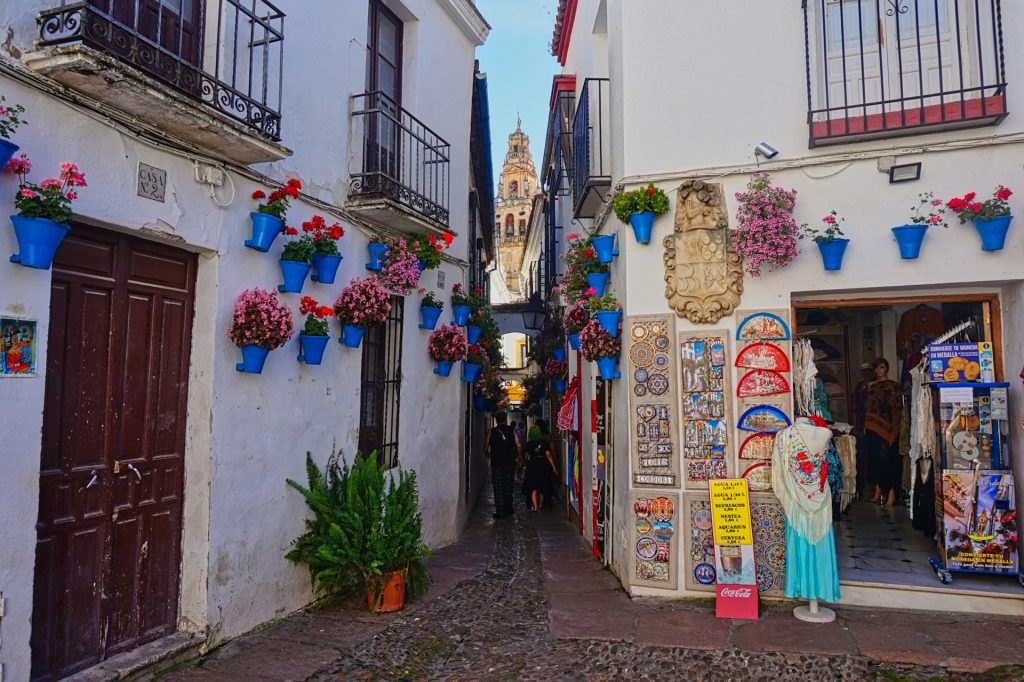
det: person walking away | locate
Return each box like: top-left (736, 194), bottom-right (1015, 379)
top-left (486, 413), bottom-right (521, 518)
top-left (523, 425), bottom-right (557, 512)
top-left (864, 358), bottom-right (902, 507)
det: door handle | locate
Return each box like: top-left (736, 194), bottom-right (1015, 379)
top-left (85, 471), bottom-right (98, 490)
top-left (127, 462), bottom-right (142, 482)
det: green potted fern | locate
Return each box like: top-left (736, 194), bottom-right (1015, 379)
top-left (285, 451), bottom-right (431, 613)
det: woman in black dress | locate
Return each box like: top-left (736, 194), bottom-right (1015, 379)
top-left (524, 425), bottom-right (557, 512)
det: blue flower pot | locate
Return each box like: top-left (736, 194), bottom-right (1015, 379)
top-left (551, 347), bottom-right (566, 362)
top-left (466, 325), bottom-right (482, 345)
top-left (596, 309), bottom-right (621, 337)
top-left (297, 334), bottom-right (330, 365)
top-left (553, 378), bottom-right (567, 393)
top-left (8, 215), bottom-right (70, 270)
top-left (366, 242), bottom-right (388, 271)
top-left (816, 238), bottom-right (849, 271)
top-left (0, 139), bottom-right (19, 171)
top-left (596, 356), bottom-right (621, 381)
top-left (629, 211), bottom-right (656, 245)
top-left (245, 212), bottom-right (284, 252)
top-left (474, 394), bottom-right (487, 410)
top-left (586, 272), bottom-right (609, 297)
top-left (452, 304), bottom-right (472, 326)
top-left (974, 216), bottom-right (1013, 251)
top-left (311, 254), bottom-right (343, 283)
top-left (592, 234), bottom-right (618, 263)
top-left (417, 260), bottom-right (427, 272)
top-left (891, 224), bottom-right (929, 260)
top-left (340, 324), bottom-right (365, 348)
top-left (278, 259), bottom-right (312, 293)
top-left (236, 344), bottom-right (270, 374)
top-left (461, 361), bottom-right (482, 383)
top-left (434, 359), bottom-right (455, 377)
top-left (567, 332), bottom-right (581, 351)
top-left (419, 305), bottom-right (443, 330)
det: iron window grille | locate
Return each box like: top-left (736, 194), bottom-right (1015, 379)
top-left (571, 78), bottom-right (610, 219)
top-left (37, 0), bottom-right (285, 140)
top-left (349, 91), bottom-right (452, 228)
top-left (359, 295), bottom-right (404, 470)
top-left (803, 0), bottom-right (1007, 146)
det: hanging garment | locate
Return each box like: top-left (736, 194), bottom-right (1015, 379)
top-left (772, 423), bottom-right (841, 602)
top-left (812, 377), bottom-right (833, 423)
top-left (825, 440), bottom-right (844, 521)
top-left (793, 338), bottom-right (818, 417)
top-left (835, 434), bottom-right (858, 512)
top-left (865, 379), bottom-right (902, 446)
top-left (908, 363), bottom-right (936, 463)
top-left (557, 376), bottom-right (580, 432)
top-left (911, 459), bottom-right (937, 537)
top-left (896, 305), bottom-right (945, 354)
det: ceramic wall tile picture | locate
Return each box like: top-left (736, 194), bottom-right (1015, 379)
top-left (684, 491), bottom-right (786, 595)
top-left (678, 330), bottom-right (731, 489)
top-left (1, 318), bottom-right (37, 376)
top-left (627, 315), bottom-right (679, 487)
top-left (632, 490), bottom-right (679, 589)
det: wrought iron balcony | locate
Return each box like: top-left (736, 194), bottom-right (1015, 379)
top-left (572, 78), bottom-right (611, 219)
top-left (348, 91), bottom-right (451, 230)
top-left (803, 0), bottom-right (1007, 146)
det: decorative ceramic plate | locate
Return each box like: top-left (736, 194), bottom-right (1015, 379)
top-left (736, 312), bottom-right (791, 341)
top-left (738, 432), bottom-right (777, 460)
top-left (654, 334), bottom-right (671, 351)
top-left (648, 373), bottom-right (669, 395)
top-left (634, 384), bottom-right (648, 396)
top-left (636, 536), bottom-right (659, 561)
top-left (653, 353), bottom-right (670, 370)
top-left (649, 496), bottom-right (675, 520)
top-left (735, 342), bottom-right (791, 371)
top-left (737, 405), bottom-right (791, 432)
top-left (634, 367), bottom-right (649, 383)
top-left (631, 324), bottom-right (649, 341)
top-left (629, 341), bottom-right (655, 368)
top-left (736, 369), bottom-right (791, 397)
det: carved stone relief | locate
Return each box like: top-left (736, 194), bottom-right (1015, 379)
top-left (663, 180), bottom-right (744, 325)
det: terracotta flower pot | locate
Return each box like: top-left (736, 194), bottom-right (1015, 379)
top-left (367, 570), bottom-right (406, 613)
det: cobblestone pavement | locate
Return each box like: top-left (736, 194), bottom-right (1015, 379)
top-left (162, 497), bottom-right (1024, 682)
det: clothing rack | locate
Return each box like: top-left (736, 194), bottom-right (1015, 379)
top-left (917, 319), bottom-right (976, 355)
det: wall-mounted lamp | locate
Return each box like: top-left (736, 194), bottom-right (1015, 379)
top-left (754, 142), bottom-right (779, 160)
top-left (888, 162), bottom-right (922, 184)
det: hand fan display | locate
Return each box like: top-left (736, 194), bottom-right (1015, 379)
top-left (737, 405), bottom-right (791, 432)
top-left (736, 312), bottom-right (791, 341)
top-left (734, 342), bottom-right (791, 371)
top-left (738, 432), bottom-right (777, 460)
top-left (741, 462), bottom-right (773, 491)
top-left (736, 369), bottom-right (790, 397)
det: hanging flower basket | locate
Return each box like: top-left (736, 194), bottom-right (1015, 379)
top-left (229, 289), bottom-right (293, 374)
top-left (612, 184), bottom-right (669, 245)
top-left (816, 239), bottom-right (849, 271)
top-left (551, 346), bottom-right (566, 362)
top-left (247, 179), bottom-right (300, 251)
top-left (9, 215), bottom-right (70, 269)
top-left (428, 324), bottom-right (467, 378)
top-left (310, 254), bottom-right (342, 283)
top-left (553, 377), bottom-right (567, 393)
top-left (0, 97), bottom-right (26, 169)
top-left (296, 297), bottom-right (333, 365)
top-left (420, 305), bottom-right (442, 330)
top-left (5, 157), bottom-right (85, 269)
top-left (592, 234), bottom-right (618, 263)
top-left (452, 305), bottom-right (472, 326)
top-left (0, 139), bottom-right (19, 171)
top-left (628, 212), bottom-right (655, 245)
top-left (596, 356), bottom-right (621, 381)
top-left (335, 277), bottom-right (390, 349)
top-left (595, 310), bottom-right (621, 337)
top-left (947, 186), bottom-right (1014, 252)
top-left (892, 192), bottom-right (948, 260)
top-left (366, 242), bottom-right (388, 271)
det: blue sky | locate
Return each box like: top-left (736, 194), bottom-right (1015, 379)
top-left (476, 0), bottom-right (561, 191)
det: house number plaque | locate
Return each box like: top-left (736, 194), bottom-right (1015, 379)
top-left (137, 163), bottom-right (167, 202)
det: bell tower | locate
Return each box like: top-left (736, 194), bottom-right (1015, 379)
top-left (494, 117), bottom-right (539, 298)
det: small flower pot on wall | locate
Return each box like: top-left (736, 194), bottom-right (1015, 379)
top-left (278, 260), bottom-right (312, 293)
top-left (586, 272), bottom-right (609, 297)
top-left (366, 242), bottom-right (388, 271)
top-left (297, 334), bottom-right (330, 365)
top-left (891, 224), bottom-right (929, 260)
top-left (340, 324), bottom-right (365, 348)
top-left (629, 211), bottom-right (656, 245)
top-left (592, 234), bottom-right (618, 263)
top-left (816, 238), bottom-right (849, 271)
top-left (0, 139), bottom-right (19, 170)
top-left (596, 356), bottom-right (621, 381)
top-left (452, 305), bottom-right (472, 326)
top-left (567, 333), bottom-right (581, 351)
top-left (551, 347), bottom-right (566, 362)
top-left (434, 359), bottom-right (454, 377)
top-left (466, 325), bottom-right (482, 345)
top-left (311, 254), bottom-right (343, 283)
top-left (236, 344), bottom-right (270, 374)
top-left (245, 212), bottom-right (284, 252)
top-left (461, 361), bottom-right (481, 383)
top-left (419, 306), bottom-right (442, 330)
top-left (595, 310), bottom-right (621, 337)
top-left (8, 215), bottom-right (70, 270)
top-left (974, 216), bottom-right (1013, 251)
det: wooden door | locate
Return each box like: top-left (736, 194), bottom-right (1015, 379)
top-left (364, 0), bottom-right (403, 181)
top-left (31, 226), bottom-right (196, 681)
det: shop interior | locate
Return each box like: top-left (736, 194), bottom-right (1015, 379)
top-left (795, 296), bottom-right (1020, 595)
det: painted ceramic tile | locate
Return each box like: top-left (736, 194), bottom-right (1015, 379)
top-left (633, 491), bottom-right (679, 589)
top-left (1, 318), bottom-right (37, 376)
top-left (628, 315), bottom-right (679, 487)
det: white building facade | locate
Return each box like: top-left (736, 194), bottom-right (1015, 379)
top-left (0, 1), bottom-right (490, 679)
top-left (541, 0), bottom-right (1024, 616)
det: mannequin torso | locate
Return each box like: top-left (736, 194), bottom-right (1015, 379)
top-left (794, 417), bottom-right (831, 455)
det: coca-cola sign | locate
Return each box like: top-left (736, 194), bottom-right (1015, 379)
top-left (720, 587), bottom-right (753, 599)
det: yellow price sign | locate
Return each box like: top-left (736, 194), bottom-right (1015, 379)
top-left (709, 479), bottom-right (753, 546)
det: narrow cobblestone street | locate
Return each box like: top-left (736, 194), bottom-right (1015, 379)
top-left (160, 498), bottom-right (1024, 682)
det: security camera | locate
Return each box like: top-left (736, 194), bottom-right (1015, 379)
top-left (754, 142), bottom-right (779, 160)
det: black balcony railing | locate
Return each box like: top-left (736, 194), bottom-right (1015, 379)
top-left (38, 1), bottom-right (284, 140)
top-left (350, 91), bottom-right (451, 228)
top-left (572, 78), bottom-right (610, 219)
top-left (803, 0), bottom-right (1007, 146)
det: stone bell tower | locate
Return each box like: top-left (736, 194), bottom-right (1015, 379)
top-left (494, 117), bottom-right (539, 298)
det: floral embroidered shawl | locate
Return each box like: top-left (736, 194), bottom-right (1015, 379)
top-left (771, 423), bottom-right (833, 544)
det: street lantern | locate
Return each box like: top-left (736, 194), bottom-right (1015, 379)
top-left (521, 292), bottom-right (547, 332)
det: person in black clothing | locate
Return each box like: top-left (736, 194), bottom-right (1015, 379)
top-left (523, 425), bottom-right (557, 512)
top-left (486, 413), bottom-right (521, 519)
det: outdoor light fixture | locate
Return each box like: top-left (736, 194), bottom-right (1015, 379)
top-left (754, 142), bottom-right (779, 160)
top-left (889, 162), bottom-right (922, 184)
top-left (521, 292), bottom-right (547, 332)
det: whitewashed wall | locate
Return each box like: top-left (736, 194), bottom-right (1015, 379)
top-left (0, 0), bottom-right (484, 677)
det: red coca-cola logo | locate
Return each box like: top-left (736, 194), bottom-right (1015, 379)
top-left (720, 587), bottom-right (753, 598)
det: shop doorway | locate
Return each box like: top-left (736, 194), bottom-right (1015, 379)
top-left (793, 293), bottom-right (1017, 595)
top-left (31, 225), bottom-right (196, 680)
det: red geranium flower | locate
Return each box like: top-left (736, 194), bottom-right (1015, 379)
top-left (995, 185), bottom-right (1013, 201)
top-left (442, 232), bottom-right (453, 245)
top-left (646, 187), bottom-right (655, 195)
top-left (283, 226), bottom-right (298, 235)
top-left (252, 190), bottom-right (266, 200)
top-left (286, 178), bottom-right (302, 189)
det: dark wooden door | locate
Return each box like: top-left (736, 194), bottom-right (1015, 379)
top-left (364, 0), bottom-right (403, 181)
top-left (31, 226), bottom-right (196, 681)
